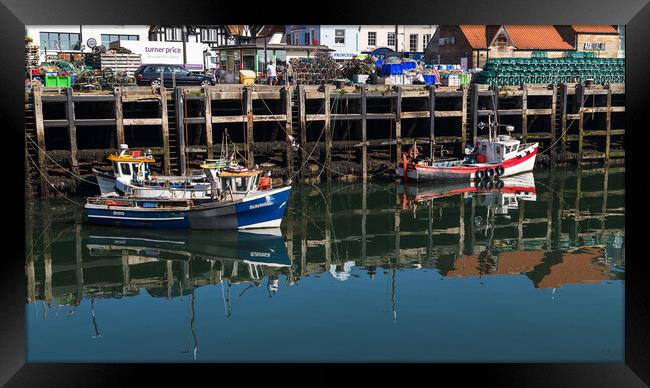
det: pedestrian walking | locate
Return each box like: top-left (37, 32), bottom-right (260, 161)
top-left (267, 61), bottom-right (277, 85)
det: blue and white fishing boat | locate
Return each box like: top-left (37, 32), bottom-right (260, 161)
top-left (84, 183), bottom-right (291, 229)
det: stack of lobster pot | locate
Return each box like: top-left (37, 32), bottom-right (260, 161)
top-left (289, 53), bottom-right (343, 85)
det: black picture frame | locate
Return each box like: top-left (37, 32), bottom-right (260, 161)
top-left (2, 0), bottom-right (648, 385)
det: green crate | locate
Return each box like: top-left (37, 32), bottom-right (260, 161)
top-left (44, 75), bottom-right (71, 87)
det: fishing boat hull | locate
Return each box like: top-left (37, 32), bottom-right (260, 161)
top-left (397, 143), bottom-right (538, 182)
top-left (93, 169), bottom-right (118, 196)
top-left (84, 186), bottom-right (292, 230)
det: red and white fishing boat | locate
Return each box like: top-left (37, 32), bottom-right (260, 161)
top-left (396, 116), bottom-right (539, 182)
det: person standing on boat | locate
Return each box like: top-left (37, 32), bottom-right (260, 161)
top-left (258, 171), bottom-right (272, 191)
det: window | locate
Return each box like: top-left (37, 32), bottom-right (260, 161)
top-left (423, 34), bottom-right (431, 50)
top-left (495, 34), bottom-right (508, 46)
top-left (234, 177), bottom-right (248, 192)
top-left (335, 29), bottom-right (345, 44)
top-left (304, 32), bottom-right (310, 45)
top-left (367, 31), bottom-right (376, 46)
top-left (287, 34), bottom-right (292, 45)
top-left (439, 37), bottom-right (456, 46)
top-left (200, 28), bottom-right (218, 42)
top-left (119, 163), bottom-right (131, 176)
top-left (165, 27), bottom-right (182, 41)
top-left (112, 162), bottom-right (119, 175)
top-left (101, 34), bottom-right (139, 48)
top-left (39, 32), bottom-right (81, 51)
top-left (410, 34), bottom-right (418, 52)
top-left (387, 32), bottom-right (396, 47)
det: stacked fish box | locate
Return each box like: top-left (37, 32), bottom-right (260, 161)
top-left (85, 52), bottom-right (142, 75)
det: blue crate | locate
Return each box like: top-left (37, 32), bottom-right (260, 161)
top-left (402, 61), bottom-right (416, 70)
top-left (382, 63), bottom-right (403, 75)
top-left (423, 74), bottom-right (437, 85)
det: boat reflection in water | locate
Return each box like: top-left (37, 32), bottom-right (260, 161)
top-left (25, 166), bottom-right (625, 361)
top-left (398, 172), bottom-right (619, 288)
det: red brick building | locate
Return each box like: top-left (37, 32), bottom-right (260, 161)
top-left (424, 25), bottom-right (620, 69)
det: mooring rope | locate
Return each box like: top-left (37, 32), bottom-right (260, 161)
top-left (538, 91), bottom-right (589, 156)
top-left (251, 85), bottom-right (348, 180)
top-left (25, 135), bottom-right (99, 186)
top-left (25, 149), bottom-right (84, 207)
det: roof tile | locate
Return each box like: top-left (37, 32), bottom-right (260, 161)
top-left (571, 25), bottom-right (618, 33)
top-left (503, 25), bottom-right (573, 50)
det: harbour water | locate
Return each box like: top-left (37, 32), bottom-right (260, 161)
top-left (25, 166), bottom-right (624, 362)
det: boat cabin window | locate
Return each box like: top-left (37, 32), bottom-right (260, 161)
top-left (119, 163), bottom-right (132, 176)
top-left (234, 177), bottom-right (248, 192)
top-left (495, 145), bottom-right (502, 155)
top-left (481, 144), bottom-right (487, 152)
top-left (113, 162), bottom-right (119, 175)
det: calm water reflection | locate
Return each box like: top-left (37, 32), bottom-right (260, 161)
top-left (25, 166), bottom-right (624, 362)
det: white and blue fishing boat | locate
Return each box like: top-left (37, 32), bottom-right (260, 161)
top-left (84, 182), bottom-right (291, 229)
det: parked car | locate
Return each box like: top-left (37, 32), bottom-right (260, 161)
top-left (134, 64), bottom-right (215, 87)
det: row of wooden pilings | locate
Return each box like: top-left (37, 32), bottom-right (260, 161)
top-left (25, 82), bottom-right (625, 197)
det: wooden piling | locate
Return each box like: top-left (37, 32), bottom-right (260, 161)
top-left (471, 83), bottom-right (479, 145)
top-left (550, 84), bottom-right (557, 162)
top-left (361, 181), bottom-right (367, 261)
top-left (203, 87), bottom-right (214, 159)
top-left (160, 87), bottom-right (171, 175)
top-left (395, 85), bottom-right (402, 167)
top-left (560, 83), bottom-right (568, 151)
top-left (65, 88), bottom-right (79, 175)
top-left (324, 85), bottom-right (332, 180)
top-left (284, 86), bottom-right (294, 175)
top-left (605, 86), bottom-right (612, 161)
top-left (521, 83), bottom-right (528, 143)
top-left (114, 88), bottom-right (124, 146)
top-left (461, 85), bottom-right (468, 149)
top-left (42, 203), bottom-right (53, 302)
top-left (429, 85), bottom-right (435, 160)
top-left (299, 86), bottom-right (307, 179)
top-left (174, 87), bottom-right (186, 175)
top-left (245, 86), bottom-right (254, 169)
top-left (361, 85), bottom-right (368, 182)
top-left (576, 83), bottom-right (585, 163)
top-left (33, 86), bottom-right (49, 197)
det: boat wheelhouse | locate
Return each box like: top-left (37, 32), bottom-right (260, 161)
top-left (94, 144), bottom-right (208, 197)
top-left (396, 116), bottom-right (539, 182)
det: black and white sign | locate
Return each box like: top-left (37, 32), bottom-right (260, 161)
top-left (87, 38), bottom-right (97, 48)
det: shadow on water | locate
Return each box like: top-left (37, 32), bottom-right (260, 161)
top-left (24, 165), bottom-right (625, 361)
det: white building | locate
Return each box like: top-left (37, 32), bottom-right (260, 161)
top-left (358, 25), bottom-right (437, 55)
top-left (25, 25), bottom-right (150, 62)
top-left (285, 25), bottom-right (361, 62)
top-left (318, 26), bottom-right (361, 61)
top-left (284, 25), bottom-right (437, 61)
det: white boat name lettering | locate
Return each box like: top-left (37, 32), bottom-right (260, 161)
top-left (113, 211), bottom-right (125, 216)
top-left (250, 252), bottom-right (271, 257)
top-left (249, 201), bottom-right (273, 210)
